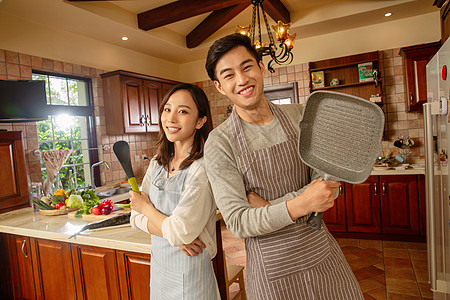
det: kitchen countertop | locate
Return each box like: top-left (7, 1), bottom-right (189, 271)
top-left (370, 167), bottom-right (425, 176)
top-left (0, 207), bottom-right (151, 254)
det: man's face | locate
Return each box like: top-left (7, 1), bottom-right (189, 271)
top-left (213, 46), bottom-right (266, 111)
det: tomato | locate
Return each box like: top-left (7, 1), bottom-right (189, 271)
top-left (101, 205), bottom-right (113, 215)
top-left (55, 202), bottom-right (65, 210)
top-left (100, 199), bottom-right (113, 207)
top-left (92, 205), bottom-right (102, 215)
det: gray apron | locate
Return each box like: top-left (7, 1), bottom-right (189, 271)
top-left (229, 102), bottom-right (363, 300)
top-left (149, 164), bottom-right (218, 300)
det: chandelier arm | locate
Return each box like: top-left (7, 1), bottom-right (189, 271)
top-left (250, 4), bottom-right (256, 45)
top-left (256, 2), bottom-right (262, 46)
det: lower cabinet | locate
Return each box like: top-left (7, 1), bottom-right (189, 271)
top-left (7, 235), bottom-right (151, 300)
top-left (323, 174), bottom-right (425, 239)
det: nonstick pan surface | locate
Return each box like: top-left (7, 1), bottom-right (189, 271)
top-left (298, 90), bottom-right (384, 184)
top-left (298, 91), bottom-right (384, 230)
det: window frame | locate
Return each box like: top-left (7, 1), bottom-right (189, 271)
top-left (32, 70), bottom-right (100, 189)
top-left (264, 82), bottom-right (299, 104)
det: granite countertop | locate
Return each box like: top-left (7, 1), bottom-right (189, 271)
top-left (0, 207), bottom-right (151, 254)
top-left (370, 167), bottom-right (425, 176)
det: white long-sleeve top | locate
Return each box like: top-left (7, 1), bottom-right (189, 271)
top-left (130, 157), bottom-right (217, 259)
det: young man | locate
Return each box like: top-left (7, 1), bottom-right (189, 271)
top-left (204, 33), bottom-right (363, 299)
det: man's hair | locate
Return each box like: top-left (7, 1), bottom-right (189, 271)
top-left (205, 33), bottom-right (261, 81)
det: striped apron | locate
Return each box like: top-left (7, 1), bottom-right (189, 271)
top-left (149, 164), bottom-right (218, 300)
top-left (229, 102), bottom-right (363, 300)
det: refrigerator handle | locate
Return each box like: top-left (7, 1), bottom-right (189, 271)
top-left (423, 102), bottom-right (437, 291)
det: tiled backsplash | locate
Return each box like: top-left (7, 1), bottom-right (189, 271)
top-left (0, 46), bottom-right (424, 192)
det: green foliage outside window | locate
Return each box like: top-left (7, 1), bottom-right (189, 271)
top-left (33, 73), bottom-right (93, 191)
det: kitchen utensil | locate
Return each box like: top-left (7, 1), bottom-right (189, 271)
top-left (113, 141), bottom-right (139, 192)
top-left (298, 90), bottom-right (384, 230)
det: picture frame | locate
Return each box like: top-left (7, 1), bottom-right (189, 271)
top-left (358, 62), bottom-right (374, 82)
top-left (311, 71), bottom-right (325, 89)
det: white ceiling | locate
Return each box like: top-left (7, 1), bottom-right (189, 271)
top-left (0, 0), bottom-right (438, 64)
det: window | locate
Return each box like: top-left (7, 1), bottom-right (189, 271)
top-left (264, 82), bottom-right (298, 104)
top-left (32, 72), bottom-right (98, 190)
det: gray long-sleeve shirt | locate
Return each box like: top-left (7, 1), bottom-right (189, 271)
top-left (204, 103), bottom-right (320, 239)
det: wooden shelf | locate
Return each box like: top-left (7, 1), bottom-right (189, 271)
top-left (309, 59), bottom-right (378, 72)
top-left (312, 80), bottom-right (380, 91)
top-left (308, 51), bottom-right (382, 102)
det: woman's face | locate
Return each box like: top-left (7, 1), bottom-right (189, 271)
top-left (161, 89), bottom-right (206, 145)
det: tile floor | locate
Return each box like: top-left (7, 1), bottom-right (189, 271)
top-left (221, 223), bottom-right (432, 300)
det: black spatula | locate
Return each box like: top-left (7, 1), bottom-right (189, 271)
top-left (113, 141), bottom-right (139, 192)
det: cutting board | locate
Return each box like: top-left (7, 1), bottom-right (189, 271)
top-left (68, 207), bottom-right (131, 221)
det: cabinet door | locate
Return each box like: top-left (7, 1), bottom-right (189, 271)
top-left (323, 183), bottom-right (346, 232)
top-left (143, 80), bottom-right (162, 132)
top-left (380, 175), bottom-right (419, 235)
top-left (71, 244), bottom-right (120, 300)
top-left (345, 176), bottom-right (381, 233)
top-left (401, 42), bottom-right (440, 111)
top-left (0, 131), bottom-right (29, 213)
top-left (121, 76), bottom-right (147, 133)
top-left (116, 250), bottom-right (150, 300)
top-left (30, 238), bottom-right (77, 300)
top-left (418, 174), bottom-right (426, 236)
top-left (9, 235), bottom-right (36, 300)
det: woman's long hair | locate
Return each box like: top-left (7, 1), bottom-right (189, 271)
top-left (155, 83), bottom-right (213, 170)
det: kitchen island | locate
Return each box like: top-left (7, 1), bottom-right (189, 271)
top-left (0, 208), bottom-right (226, 300)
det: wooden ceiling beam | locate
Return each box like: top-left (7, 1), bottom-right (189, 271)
top-left (138, 0), bottom-right (248, 31)
top-left (186, 3), bottom-right (250, 48)
top-left (264, 0), bottom-right (290, 23)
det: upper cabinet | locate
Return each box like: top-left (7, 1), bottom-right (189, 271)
top-left (400, 42), bottom-right (440, 112)
top-left (308, 51), bottom-right (383, 103)
top-left (101, 70), bottom-right (180, 135)
top-left (0, 131), bottom-right (29, 214)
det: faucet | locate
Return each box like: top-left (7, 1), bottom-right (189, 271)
top-left (91, 161), bottom-right (110, 192)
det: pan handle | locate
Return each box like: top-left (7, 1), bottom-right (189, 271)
top-left (307, 212), bottom-right (323, 230)
top-left (307, 173), bottom-right (332, 230)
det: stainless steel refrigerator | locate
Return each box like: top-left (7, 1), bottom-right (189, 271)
top-left (425, 38), bottom-right (450, 299)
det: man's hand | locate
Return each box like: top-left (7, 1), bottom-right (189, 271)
top-left (286, 178), bottom-right (339, 220)
top-left (247, 192), bottom-right (271, 208)
top-left (179, 238), bottom-right (206, 256)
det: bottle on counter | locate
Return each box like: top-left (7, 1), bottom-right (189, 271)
top-left (30, 182), bottom-right (42, 212)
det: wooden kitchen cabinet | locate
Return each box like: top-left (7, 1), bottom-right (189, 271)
top-left (400, 42), bottom-right (440, 112)
top-left (345, 176), bottom-right (381, 233)
top-left (8, 235), bottom-right (36, 300)
top-left (323, 183), bottom-right (346, 232)
top-left (325, 174), bottom-right (425, 241)
top-left (31, 238), bottom-right (77, 300)
top-left (72, 244), bottom-right (121, 300)
top-left (380, 175), bottom-right (419, 235)
top-left (101, 70), bottom-right (179, 135)
top-left (116, 250), bottom-right (151, 300)
top-left (0, 131), bottom-right (29, 214)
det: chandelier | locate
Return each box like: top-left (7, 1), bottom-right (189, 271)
top-left (236, 0), bottom-right (296, 73)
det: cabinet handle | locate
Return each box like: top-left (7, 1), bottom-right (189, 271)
top-left (146, 115), bottom-right (150, 127)
top-left (382, 183), bottom-right (386, 196)
top-left (140, 115), bottom-right (145, 127)
top-left (410, 92), bottom-right (414, 105)
top-left (21, 239), bottom-right (28, 258)
top-left (339, 184), bottom-right (343, 196)
top-left (374, 183), bottom-right (378, 196)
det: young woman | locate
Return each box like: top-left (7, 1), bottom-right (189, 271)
top-left (129, 83), bottom-right (218, 300)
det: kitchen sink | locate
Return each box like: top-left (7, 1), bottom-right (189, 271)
top-left (97, 187), bottom-right (132, 199)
